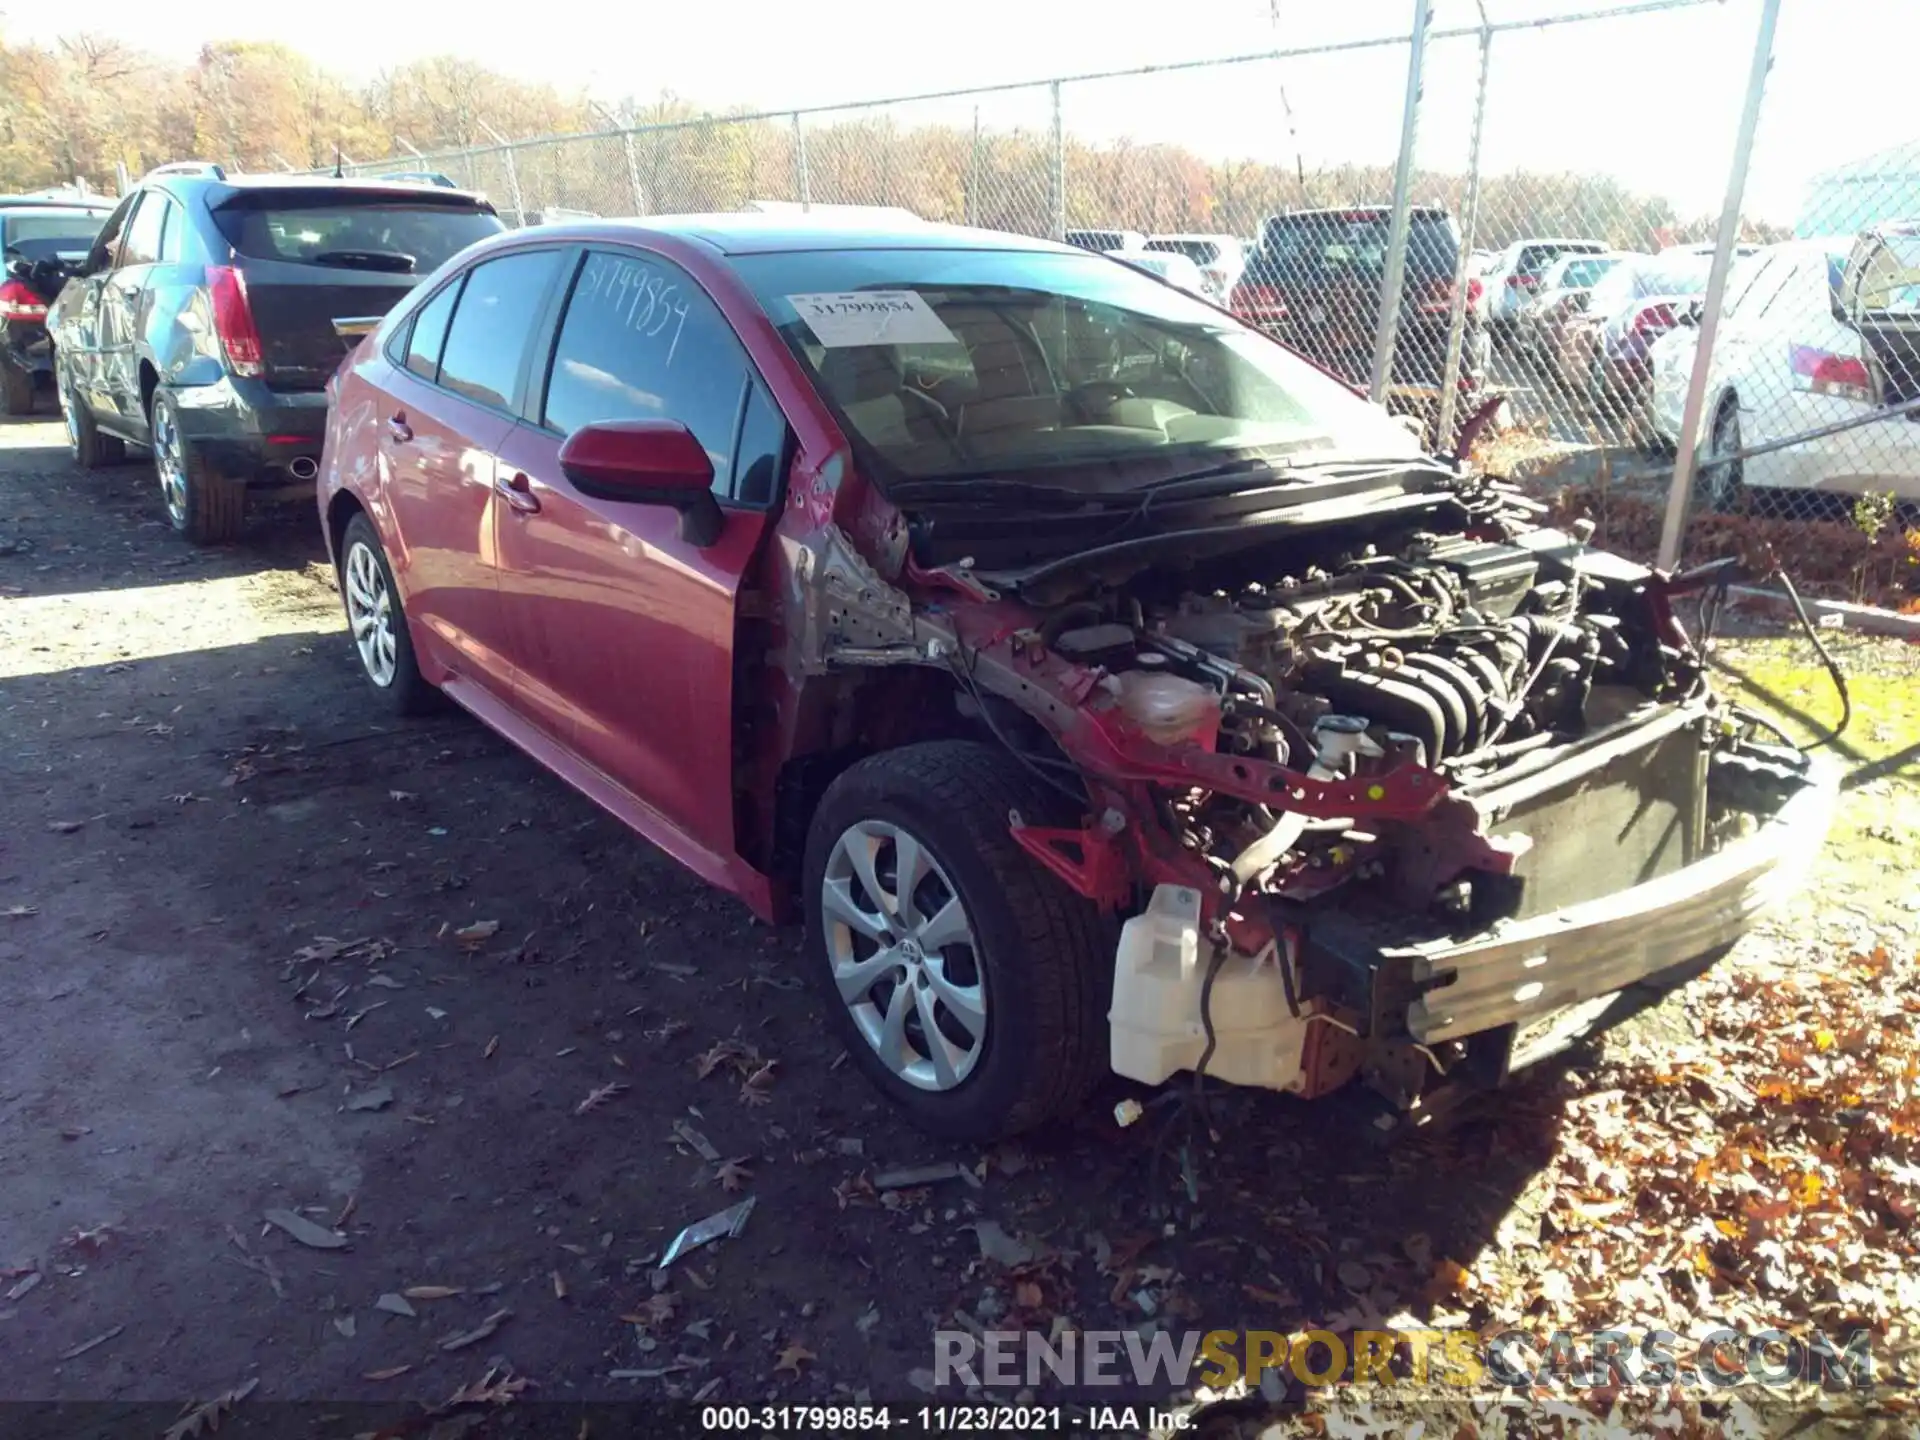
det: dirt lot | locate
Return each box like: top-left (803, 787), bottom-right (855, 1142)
top-left (2, 413), bottom-right (1916, 1432)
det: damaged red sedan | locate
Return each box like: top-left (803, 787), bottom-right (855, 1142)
top-left (317, 216), bottom-right (1836, 1140)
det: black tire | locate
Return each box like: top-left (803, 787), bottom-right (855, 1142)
top-left (1, 363), bottom-right (32, 416)
top-left (801, 740), bottom-right (1111, 1141)
top-left (1699, 395), bottom-right (1746, 514)
top-left (339, 512), bottom-right (437, 716)
top-left (58, 360), bottom-right (124, 468)
top-left (151, 388), bottom-right (246, 544)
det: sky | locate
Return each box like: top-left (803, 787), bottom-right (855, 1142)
top-left (1, 0), bottom-right (1908, 225)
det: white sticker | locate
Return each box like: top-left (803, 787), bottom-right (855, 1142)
top-left (787, 290), bottom-right (960, 348)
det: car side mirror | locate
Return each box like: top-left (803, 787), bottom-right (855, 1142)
top-left (557, 419), bottom-right (724, 547)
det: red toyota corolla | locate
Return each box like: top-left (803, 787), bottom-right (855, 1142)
top-left (318, 216), bottom-right (1831, 1141)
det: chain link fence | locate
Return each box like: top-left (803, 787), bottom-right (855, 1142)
top-left (322, 0), bottom-right (1918, 607)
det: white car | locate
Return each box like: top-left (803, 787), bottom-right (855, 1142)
top-left (1143, 233), bottom-right (1245, 301)
top-left (1652, 235), bottom-right (1920, 507)
top-left (1109, 249), bottom-right (1211, 299)
top-left (1484, 236), bottom-right (1608, 332)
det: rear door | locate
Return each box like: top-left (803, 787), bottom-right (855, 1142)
top-left (210, 190), bottom-right (505, 392)
top-left (491, 246), bottom-right (786, 869)
top-left (377, 246), bottom-right (567, 702)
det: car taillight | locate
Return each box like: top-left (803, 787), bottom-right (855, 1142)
top-left (1789, 343), bottom-right (1872, 402)
top-left (1630, 303), bottom-right (1678, 335)
top-left (0, 280), bottom-right (48, 322)
top-left (1506, 273), bottom-right (1539, 291)
top-left (1231, 281), bottom-right (1286, 319)
top-left (206, 265), bottom-right (265, 378)
top-left (1418, 277), bottom-right (1454, 313)
top-left (1467, 277), bottom-right (1484, 308)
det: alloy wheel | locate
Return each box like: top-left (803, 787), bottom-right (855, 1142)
top-left (57, 371), bottom-right (79, 458)
top-left (820, 819), bottom-right (986, 1092)
top-left (1701, 402), bottom-right (1742, 510)
top-left (343, 540), bottom-right (398, 687)
top-left (151, 398), bottom-right (188, 528)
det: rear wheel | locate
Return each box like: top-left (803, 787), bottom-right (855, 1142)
top-left (58, 357), bottom-right (124, 468)
top-left (339, 512), bottom-right (436, 716)
top-left (802, 741), bottom-right (1110, 1141)
top-left (1699, 396), bottom-right (1746, 513)
top-left (1, 363), bottom-right (32, 416)
top-left (151, 388), bottom-right (245, 544)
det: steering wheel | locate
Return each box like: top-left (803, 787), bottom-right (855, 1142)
top-left (1067, 379), bottom-right (1135, 422)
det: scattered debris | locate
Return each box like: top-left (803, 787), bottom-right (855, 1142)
top-left (46, 819), bottom-right (84, 833)
top-left (1114, 1098), bottom-right (1145, 1127)
top-left (344, 1084), bottom-right (394, 1113)
top-left (262, 1208), bottom-right (348, 1251)
top-left (389, 790), bottom-right (417, 802)
top-left (575, 1081), bottom-right (628, 1115)
top-left (60, 1223), bottom-right (113, 1257)
top-left (773, 1341), bottom-right (816, 1376)
top-left (58, 1126), bottom-right (92, 1140)
top-left (223, 1228), bottom-right (286, 1299)
top-left (661, 1197), bottom-right (756, 1267)
top-left (403, 1285), bottom-right (464, 1301)
top-left (59, 1324), bottom-right (124, 1360)
top-left (551, 1269), bottom-right (567, 1300)
top-left (672, 1118), bottom-right (720, 1162)
top-left (834, 1137), bottom-right (865, 1158)
top-left (483, 1035), bottom-right (499, 1059)
top-left (972, 1221), bottom-right (1037, 1267)
top-left (5, 905), bottom-right (39, 919)
top-left (443, 1365), bottom-right (534, 1406)
top-left (874, 1162), bottom-right (978, 1191)
top-left (438, 1307), bottom-right (512, 1351)
top-left (375, 1292), bottom-right (417, 1318)
top-left (451, 920), bottom-right (500, 947)
top-left (6, 1272), bottom-right (42, 1301)
top-left (161, 1378), bottom-right (258, 1440)
top-left (365, 974), bottom-right (404, 990)
top-left (713, 1157), bottom-right (754, 1193)
top-left (364, 1365), bottom-right (412, 1381)
top-left (333, 1315), bottom-right (357, 1338)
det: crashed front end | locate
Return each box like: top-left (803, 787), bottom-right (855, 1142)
top-left (800, 467), bottom-right (1838, 1121)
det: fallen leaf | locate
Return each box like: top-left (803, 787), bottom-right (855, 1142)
top-left (773, 1341), bottom-right (816, 1377)
top-left (439, 1308), bottom-right (512, 1352)
top-left (444, 1365), bottom-right (534, 1405)
top-left (738, 1060), bottom-right (777, 1106)
top-left (714, 1157), bottom-right (754, 1193)
top-left (363, 1365), bottom-right (412, 1381)
top-left (484, 1035), bottom-right (499, 1060)
top-left (262, 1208), bottom-right (347, 1250)
top-left (344, 1084), bottom-right (393, 1113)
top-left (161, 1379), bottom-right (258, 1440)
top-left (1013, 1281), bottom-right (1044, 1309)
top-left (5, 905), bottom-right (38, 919)
top-left (551, 1269), bottom-right (568, 1299)
top-left (375, 1292), bottom-right (417, 1317)
top-left (452, 920), bottom-right (500, 946)
top-left (575, 1081), bottom-right (628, 1116)
top-left (622, 1292), bottom-right (678, 1331)
top-left (46, 820), bottom-right (84, 834)
top-left (402, 1285), bottom-right (464, 1301)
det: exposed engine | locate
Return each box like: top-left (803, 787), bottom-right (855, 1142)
top-left (1048, 524), bottom-right (1667, 781)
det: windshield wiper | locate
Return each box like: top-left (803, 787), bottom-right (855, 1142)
top-left (889, 476), bottom-right (1110, 507)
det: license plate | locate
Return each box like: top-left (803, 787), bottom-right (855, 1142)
top-left (1308, 304), bottom-right (1328, 323)
top-left (1509, 992), bottom-right (1620, 1072)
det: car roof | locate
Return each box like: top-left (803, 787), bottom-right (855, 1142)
top-left (149, 172), bottom-right (493, 207)
top-left (1147, 232), bottom-right (1237, 243)
top-left (0, 195), bottom-right (114, 212)
top-left (534, 213), bottom-right (1082, 258)
top-left (0, 205), bottom-right (110, 219)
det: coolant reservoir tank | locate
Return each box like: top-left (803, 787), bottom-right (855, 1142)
top-left (1113, 670), bottom-right (1217, 745)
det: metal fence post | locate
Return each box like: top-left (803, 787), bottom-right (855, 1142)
top-left (1659, 0), bottom-right (1782, 570)
top-left (479, 122), bottom-right (526, 227)
top-left (1050, 81), bottom-right (1066, 242)
top-left (968, 107), bottom-right (981, 227)
top-left (622, 127), bottom-right (646, 215)
top-left (792, 113), bottom-right (811, 210)
top-left (1369, 0), bottom-right (1434, 404)
top-left (1436, 3), bottom-right (1493, 449)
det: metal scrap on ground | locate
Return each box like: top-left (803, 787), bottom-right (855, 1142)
top-left (660, 1196), bottom-right (756, 1267)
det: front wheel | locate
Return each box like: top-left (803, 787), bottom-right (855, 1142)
top-left (1698, 397), bottom-right (1746, 513)
top-left (57, 358), bottom-right (124, 468)
top-left (802, 742), bottom-right (1111, 1141)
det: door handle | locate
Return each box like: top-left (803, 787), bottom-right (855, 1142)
top-left (386, 412), bottom-right (413, 443)
top-left (495, 472), bottom-right (540, 514)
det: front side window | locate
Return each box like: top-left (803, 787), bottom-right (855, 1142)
top-left (404, 279), bottom-right (462, 382)
top-left (542, 249), bottom-right (748, 484)
top-left (737, 246), bottom-right (1420, 490)
top-left (436, 249), bottom-right (563, 411)
top-left (119, 195), bottom-right (169, 267)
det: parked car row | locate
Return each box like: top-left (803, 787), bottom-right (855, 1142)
top-left (24, 172), bottom-right (1835, 1142)
top-left (0, 190), bottom-right (116, 414)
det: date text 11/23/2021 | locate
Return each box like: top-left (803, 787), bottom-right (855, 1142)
top-left (698, 1403), bottom-right (1192, 1431)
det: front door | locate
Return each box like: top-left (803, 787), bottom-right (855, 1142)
top-left (98, 190), bottom-right (170, 433)
top-left (491, 247), bottom-right (785, 868)
top-left (58, 194), bottom-right (135, 417)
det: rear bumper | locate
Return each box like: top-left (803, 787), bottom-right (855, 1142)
top-left (1403, 748), bottom-right (1837, 1043)
top-left (1743, 391), bottom-right (1920, 497)
top-left (170, 377), bottom-right (328, 479)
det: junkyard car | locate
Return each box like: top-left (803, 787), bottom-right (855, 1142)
top-left (46, 164), bottom-right (502, 542)
top-left (0, 195), bottom-right (114, 414)
top-left (318, 216), bottom-right (1837, 1140)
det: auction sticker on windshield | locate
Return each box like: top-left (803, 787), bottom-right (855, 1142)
top-left (788, 291), bottom-right (960, 347)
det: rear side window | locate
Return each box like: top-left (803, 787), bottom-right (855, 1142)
top-left (214, 199), bottom-right (504, 275)
top-left (405, 280), bottom-right (461, 382)
top-left (436, 250), bottom-right (563, 411)
top-left (542, 249), bottom-right (747, 487)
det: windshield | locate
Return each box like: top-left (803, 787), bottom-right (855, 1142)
top-left (2, 211), bottom-right (105, 259)
top-left (1146, 238), bottom-right (1221, 266)
top-left (1560, 255), bottom-right (1617, 288)
top-left (1253, 211), bottom-right (1458, 281)
top-left (214, 200), bottom-right (503, 273)
top-left (1590, 255), bottom-right (1711, 314)
top-left (735, 247), bottom-right (1421, 490)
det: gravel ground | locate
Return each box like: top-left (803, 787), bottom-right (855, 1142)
top-left (1, 412), bottom-right (1912, 1432)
